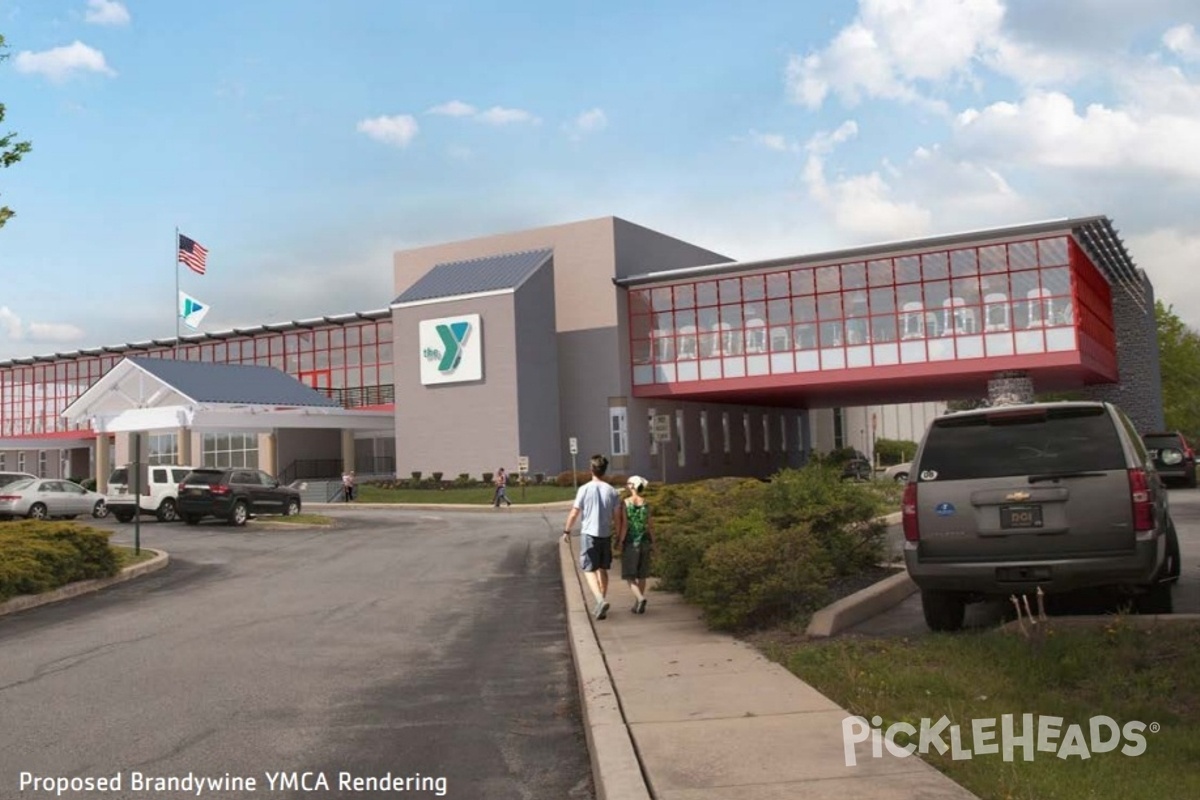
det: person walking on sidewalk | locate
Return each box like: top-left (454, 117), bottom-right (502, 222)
top-left (492, 467), bottom-right (512, 507)
top-left (561, 454), bottom-right (621, 620)
top-left (616, 475), bottom-right (653, 614)
top-left (341, 470), bottom-right (356, 502)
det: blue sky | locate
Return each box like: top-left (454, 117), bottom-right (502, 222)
top-left (2, 0), bottom-right (1200, 360)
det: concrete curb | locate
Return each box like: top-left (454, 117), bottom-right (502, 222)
top-left (807, 569), bottom-right (918, 638)
top-left (0, 548), bottom-right (170, 618)
top-left (558, 539), bottom-right (652, 800)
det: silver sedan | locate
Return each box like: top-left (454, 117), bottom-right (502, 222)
top-left (0, 478), bottom-right (108, 520)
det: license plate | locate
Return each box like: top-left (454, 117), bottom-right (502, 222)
top-left (187, 487), bottom-right (205, 495)
top-left (1000, 504), bottom-right (1043, 529)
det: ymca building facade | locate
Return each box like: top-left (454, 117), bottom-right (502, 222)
top-left (0, 215), bottom-right (1162, 488)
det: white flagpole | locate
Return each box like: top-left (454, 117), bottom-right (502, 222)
top-left (174, 226), bottom-right (180, 357)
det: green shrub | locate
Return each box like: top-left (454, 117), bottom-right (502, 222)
top-left (0, 522), bottom-right (119, 602)
top-left (482, 472), bottom-right (494, 485)
top-left (431, 471), bottom-right (443, 483)
top-left (874, 437), bottom-right (917, 466)
top-left (454, 473), bottom-right (473, 487)
top-left (686, 528), bottom-right (832, 631)
top-left (410, 471), bottom-right (422, 483)
top-left (555, 470), bottom-right (592, 487)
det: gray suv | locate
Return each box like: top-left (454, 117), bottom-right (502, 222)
top-left (902, 401), bottom-right (1181, 631)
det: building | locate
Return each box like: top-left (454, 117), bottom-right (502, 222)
top-left (0, 214), bottom-right (1161, 487)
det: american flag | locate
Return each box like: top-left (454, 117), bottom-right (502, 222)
top-left (178, 234), bottom-right (209, 275)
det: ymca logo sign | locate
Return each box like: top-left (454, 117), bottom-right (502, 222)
top-left (418, 314), bottom-right (482, 385)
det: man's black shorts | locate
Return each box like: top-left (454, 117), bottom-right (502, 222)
top-left (580, 535), bottom-right (613, 572)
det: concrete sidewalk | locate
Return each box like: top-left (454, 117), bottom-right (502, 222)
top-left (559, 537), bottom-right (979, 800)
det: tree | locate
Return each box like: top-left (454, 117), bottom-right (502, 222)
top-left (1, 35), bottom-right (33, 229)
top-left (1155, 300), bottom-right (1200, 439)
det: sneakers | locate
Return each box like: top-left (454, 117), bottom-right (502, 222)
top-left (636, 598), bottom-right (647, 615)
top-left (594, 599), bottom-right (610, 620)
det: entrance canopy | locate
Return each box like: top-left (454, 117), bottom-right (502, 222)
top-left (61, 357), bottom-right (393, 433)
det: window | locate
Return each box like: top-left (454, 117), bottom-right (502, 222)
top-left (610, 406), bottom-right (629, 457)
top-left (18, 452), bottom-right (25, 472)
top-left (743, 413), bottom-right (752, 454)
top-left (148, 433), bottom-right (179, 465)
top-left (648, 407), bottom-right (658, 456)
top-left (780, 415), bottom-right (787, 452)
top-left (762, 415), bottom-right (770, 452)
top-left (201, 433), bottom-right (259, 469)
top-left (722, 412), bottom-right (731, 454)
top-left (675, 409), bottom-right (686, 467)
top-left (700, 410), bottom-right (710, 454)
top-left (0, 454), bottom-right (5, 470)
top-left (38, 450), bottom-right (46, 477)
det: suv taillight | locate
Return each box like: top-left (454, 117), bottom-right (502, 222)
top-left (902, 482), bottom-right (919, 542)
top-left (210, 484), bottom-right (231, 496)
top-left (1127, 468), bottom-right (1155, 532)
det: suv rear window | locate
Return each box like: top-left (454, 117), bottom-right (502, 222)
top-left (109, 468), bottom-right (128, 485)
top-left (919, 406), bottom-right (1126, 481)
top-left (1143, 434), bottom-right (1185, 450)
top-left (182, 471), bottom-right (225, 486)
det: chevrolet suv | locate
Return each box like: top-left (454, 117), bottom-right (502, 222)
top-left (176, 468), bottom-right (302, 526)
top-left (902, 401), bottom-right (1181, 631)
top-left (1141, 432), bottom-right (1197, 488)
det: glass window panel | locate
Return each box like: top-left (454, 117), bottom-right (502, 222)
top-left (792, 296), bottom-right (816, 323)
top-left (921, 252), bottom-right (949, 280)
top-left (362, 365), bottom-right (378, 385)
top-left (869, 286), bottom-right (895, 314)
top-left (818, 293), bottom-right (842, 320)
top-left (767, 298), bottom-right (791, 325)
top-left (361, 325), bottom-right (377, 345)
top-left (720, 305), bottom-right (743, 329)
top-left (952, 276), bottom-right (980, 303)
top-left (844, 289), bottom-right (868, 317)
top-left (346, 347), bottom-right (360, 367)
top-left (766, 272), bottom-right (790, 298)
top-left (629, 290), bottom-right (652, 315)
top-left (630, 313), bottom-right (651, 341)
top-left (842, 262), bottom-right (866, 290)
top-left (896, 256), bottom-right (921, 284)
top-left (1009, 240), bottom-right (1038, 270)
top-left (719, 279), bottom-right (741, 304)
top-left (1038, 237), bottom-right (1069, 267)
top-left (675, 284), bottom-right (695, 308)
top-left (378, 342), bottom-right (392, 364)
top-left (675, 309), bottom-right (696, 330)
top-left (819, 321), bottom-right (844, 347)
top-left (742, 275), bottom-right (765, 302)
top-left (345, 327), bottom-right (360, 346)
top-left (631, 339), bottom-right (652, 365)
top-left (315, 349), bottom-right (329, 370)
top-left (980, 245), bottom-right (1007, 274)
top-left (698, 306), bottom-right (719, 330)
top-left (869, 259), bottom-right (895, 287)
top-left (329, 329), bottom-right (345, 348)
top-left (652, 287), bottom-right (674, 310)
top-left (315, 330), bottom-right (328, 349)
top-left (923, 280), bottom-right (950, 310)
top-left (816, 266), bottom-right (840, 293)
top-left (770, 324), bottom-right (791, 351)
top-left (1042, 266), bottom-right (1071, 295)
top-left (790, 269), bottom-right (815, 296)
top-left (872, 315), bottom-right (897, 342)
top-left (362, 344), bottom-right (377, 366)
top-left (950, 248), bottom-right (979, 276)
top-left (653, 312), bottom-right (674, 331)
top-left (794, 322), bottom-right (818, 350)
top-left (697, 281), bottom-right (718, 306)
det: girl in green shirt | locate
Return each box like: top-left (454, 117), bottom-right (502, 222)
top-left (617, 475), bottom-right (653, 614)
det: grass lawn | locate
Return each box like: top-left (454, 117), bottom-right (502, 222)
top-left (256, 513), bottom-right (335, 526)
top-left (756, 619), bottom-right (1200, 800)
top-left (354, 484), bottom-right (578, 505)
top-left (111, 545), bottom-right (159, 568)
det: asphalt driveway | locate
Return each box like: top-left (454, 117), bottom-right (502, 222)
top-left (0, 507), bottom-right (593, 800)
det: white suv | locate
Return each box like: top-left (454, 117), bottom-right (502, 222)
top-left (107, 464), bottom-right (198, 523)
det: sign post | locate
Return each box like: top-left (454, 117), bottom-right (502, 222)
top-left (568, 437), bottom-right (578, 491)
top-left (651, 414), bottom-right (672, 485)
top-left (517, 455), bottom-right (529, 501)
top-left (131, 432), bottom-right (142, 555)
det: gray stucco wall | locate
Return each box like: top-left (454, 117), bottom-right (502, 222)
top-left (513, 260), bottom-right (562, 476)
top-left (1079, 270), bottom-right (1165, 432)
top-left (393, 293), bottom-right (521, 479)
top-left (276, 429), bottom-right (341, 476)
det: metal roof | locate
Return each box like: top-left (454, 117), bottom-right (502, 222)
top-left (392, 248), bottom-right (553, 306)
top-left (612, 215), bottom-right (1147, 311)
top-left (128, 358), bottom-right (340, 408)
top-left (0, 309), bottom-right (391, 368)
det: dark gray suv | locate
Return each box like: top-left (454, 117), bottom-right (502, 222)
top-left (902, 401), bottom-right (1181, 631)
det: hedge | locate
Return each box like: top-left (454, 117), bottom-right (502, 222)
top-left (0, 521), bottom-right (119, 602)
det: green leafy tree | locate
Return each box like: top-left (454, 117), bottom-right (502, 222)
top-left (1, 35), bottom-right (33, 229)
top-left (1156, 300), bottom-right (1200, 439)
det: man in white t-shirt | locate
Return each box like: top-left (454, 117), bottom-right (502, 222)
top-left (561, 454), bottom-right (622, 620)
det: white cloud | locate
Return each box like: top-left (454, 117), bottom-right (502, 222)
top-left (1128, 226), bottom-right (1200, 330)
top-left (14, 41), bottom-right (116, 82)
top-left (1164, 24), bottom-right (1200, 61)
top-left (565, 108), bottom-right (607, 139)
top-left (747, 130), bottom-right (793, 152)
top-left (427, 100), bottom-right (477, 117)
top-left (356, 114), bottom-right (419, 147)
top-left (0, 307), bottom-right (23, 340)
top-left (476, 106), bottom-right (539, 125)
top-left (27, 321), bottom-right (85, 343)
top-left (84, 0), bottom-right (130, 26)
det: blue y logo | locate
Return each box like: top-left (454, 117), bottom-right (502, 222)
top-left (434, 321), bottom-right (471, 372)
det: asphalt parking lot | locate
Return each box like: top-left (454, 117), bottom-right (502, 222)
top-left (852, 485), bottom-right (1200, 636)
top-left (0, 507), bottom-right (594, 800)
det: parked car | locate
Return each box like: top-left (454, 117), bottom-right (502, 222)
top-left (883, 462), bottom-right (912, 482)
top-left (902, 401), bottom-right (1180, 631)
top-left (176, 468), bottom-right (302, 526)
top-left (106, 464), bottom-right (199, 523)
top-left (0, 477), bottom-right (109, 520)
top-left (841, 450), bottom-right (873, 481)
top-left (1141, 431), bottom-right (1197, 488)
top-left (0, 471), bottom-right (36, 489)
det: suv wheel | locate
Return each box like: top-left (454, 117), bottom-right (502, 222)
top-left (892, 471), bottom-right (908, 483)
top-left (182, 514), bottom-right (201, 526)
top-left (284, 498), bottom-right (301, 516)
top-left (114, 511), bottom-right (134, 523)
top-left (92, 500), bottom-right (109, 518)
top-left (156, 498), bottom-right (178, 523)
top-left (228, 500), bottom-right (249, 527)
top-left (1138, 582), bottom-right (1174, 615)
top-left (921, 590), bottom-right (966, 632)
